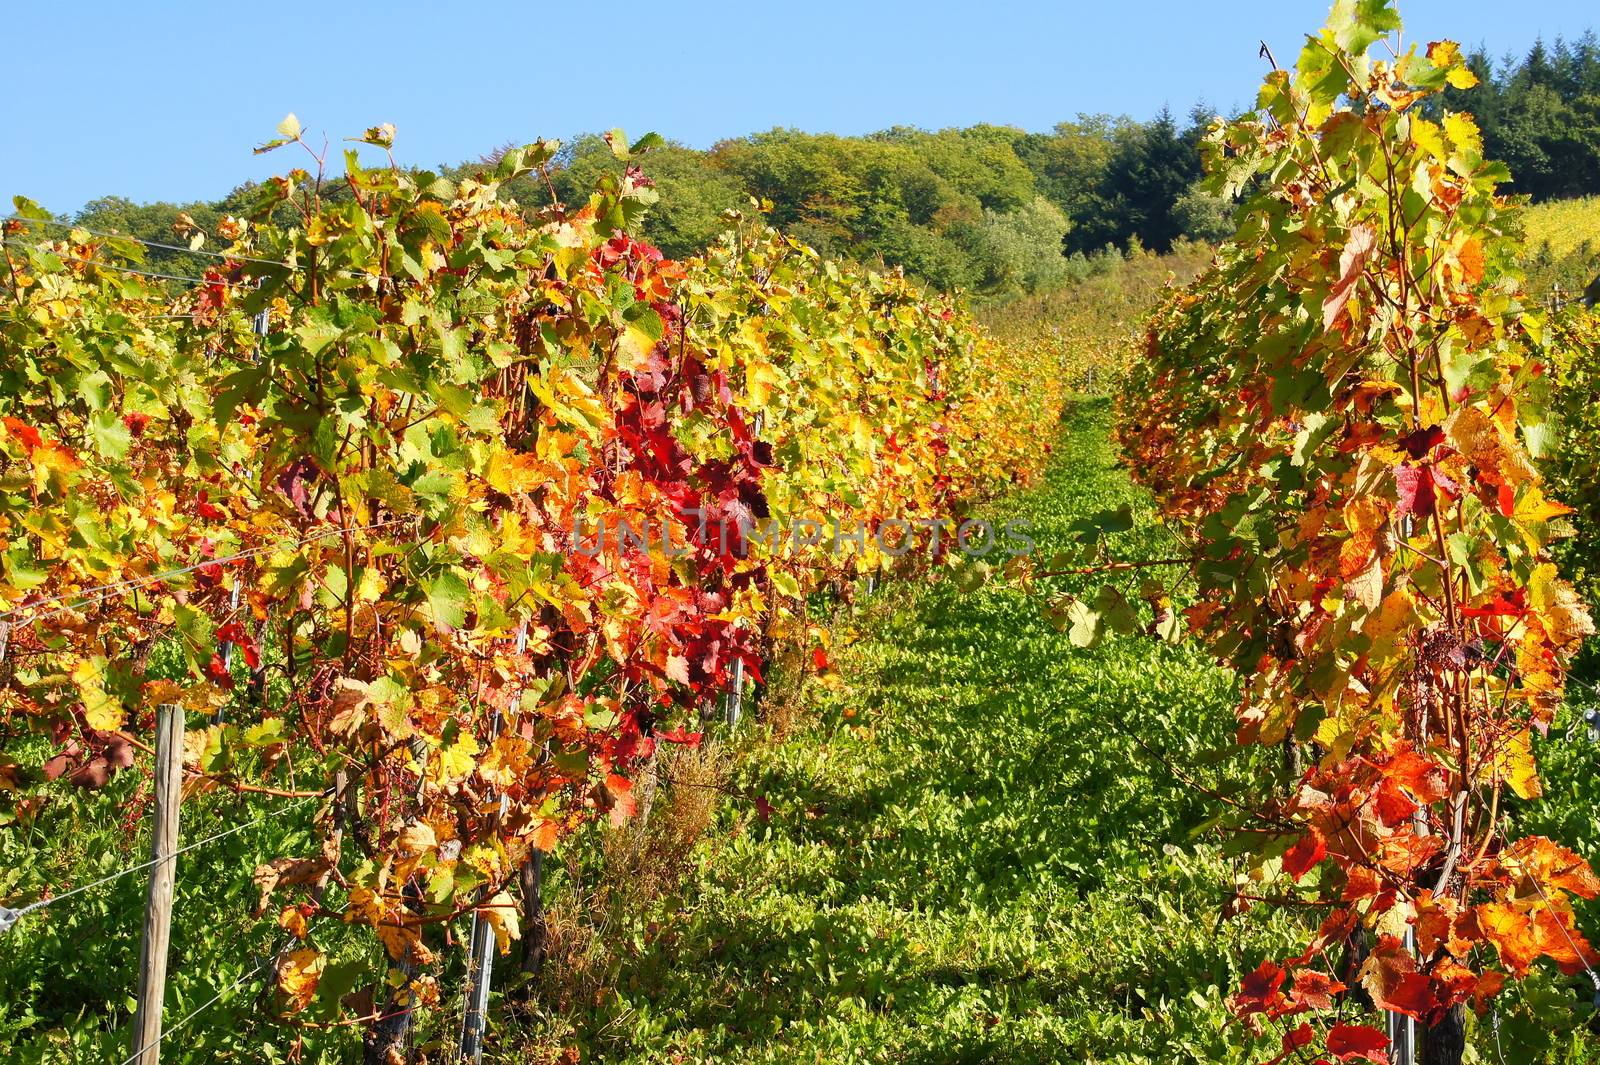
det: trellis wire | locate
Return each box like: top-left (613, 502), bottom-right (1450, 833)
top-left (3, 217), bottom-right (393, 284)
top-left (5, 216), bottom-right (300, 271)
top-left (0, 516), bottom-right (415, 627)
top-left (0, 237), bottom-right (213, 286)
top-left (0, 793), bottom-right (322, 934)
top-left (114, 939), bottom-right (294, 1065)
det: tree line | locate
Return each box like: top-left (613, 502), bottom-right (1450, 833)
top-left (46, 30), bottom-right (1600, 298)
top-left (1445, 32), bottom-right (1600, 202)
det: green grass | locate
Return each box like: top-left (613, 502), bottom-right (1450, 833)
top-left (0, 781), bottom-right (343, 1062)
top-left (517, 401), bottom-right (1305, 1063)
top-left (515, 400), bottom-right (1600, 1064)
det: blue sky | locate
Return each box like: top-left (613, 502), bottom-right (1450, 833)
top-left (4, 0), bottom-right (1594, 214)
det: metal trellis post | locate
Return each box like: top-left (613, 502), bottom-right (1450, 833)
top-left (725, 655), bottom-right (745, 728)
top-left (460, 623), bottom-right (526, 1062)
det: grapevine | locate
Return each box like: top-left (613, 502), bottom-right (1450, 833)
top-left (1119, 3), bottom-right (1597, 1060)
top-left (0, 121), bottom-right (1071, 1042)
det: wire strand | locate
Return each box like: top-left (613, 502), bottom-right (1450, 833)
top-left (114, 938), bottom-right (294, 1065)
top-left (1, 794), bottom-right (323, 926)
top-left (5, 216), bottom-right (298, 271)
top-left (1, 517), bottom-right (417, 627)
top-left (0, 237), bottom-right (213, 286)
top-left (4, 216), bottom-right (382, 283)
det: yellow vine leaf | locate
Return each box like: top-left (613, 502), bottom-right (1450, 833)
top-left (277, 904), bottom-right (310, 940)
top-left (397, 821), bottom-right (437, 857)
top-left (275, 948), bottom-right (324, 1013)
top-left (479, 890), bottom-right (521, 953)
top-left (435, 732), bottom-right (481, 785)
top-left (1491, 728), bottom-right (1542, 800)
top-left (73, 660), bottom-right (124, 731)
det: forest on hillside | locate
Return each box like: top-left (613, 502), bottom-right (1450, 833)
top-left (50, 32), bottom-right (1600, 301)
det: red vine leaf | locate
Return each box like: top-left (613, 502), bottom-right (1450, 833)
top-left (1325, 1023), bottom-right (1390, 1062)
top-left (1283, 829), bottom-right (1329, 882)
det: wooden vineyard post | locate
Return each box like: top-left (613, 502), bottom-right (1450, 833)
top-left (518, 850), bottom-right (547, 980)
top-left (211, 579), bottom-right (242, 727)
top-left (723, 408), bottom-right (764, 730)
top-left (129, 703), bottom-right (184, 1065)
top-left (365, 957), bottom-right (418, 1065)
top-left (515, 629), bottom-right (549, 993)
top-left (213, 299), bottom-right (265, 728)
top-left (314, 770), bottom-right (347, 906)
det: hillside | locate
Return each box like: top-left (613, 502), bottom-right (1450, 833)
top-left (1524, 197), bottom-right (1600, 299)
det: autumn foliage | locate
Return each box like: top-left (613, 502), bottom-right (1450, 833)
top-left (1119, 1), bottom-right (1597, 1059)
top-left (0, 128), bottom-right (1068, 1027)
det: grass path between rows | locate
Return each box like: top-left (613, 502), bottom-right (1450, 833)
top-left (545, 400), bottom-right (1600, 1064)
top-left (556, 401), bottom-right (1299, 1064)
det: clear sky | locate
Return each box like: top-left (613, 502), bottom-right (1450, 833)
top-left (4, 0), bottom-right (1594, 215)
